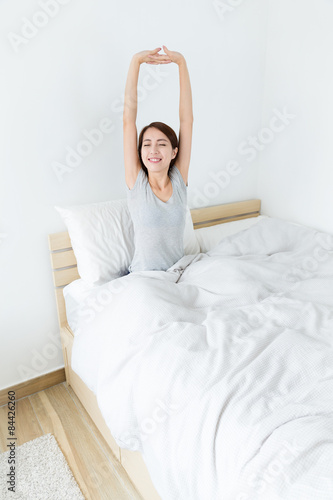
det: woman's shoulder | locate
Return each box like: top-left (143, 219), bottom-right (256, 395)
top-left (127, 167), bottom-right (147, 192)
top-left (171, 165), bottom-right (188, 188)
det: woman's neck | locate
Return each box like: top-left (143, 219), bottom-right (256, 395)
top-left (148, 171), bottom-right (171, 190)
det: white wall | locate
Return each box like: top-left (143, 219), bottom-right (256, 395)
top-left (0, 0), bottom-right (268, 389)
top-left (257, 0), bottom-right (333, 234)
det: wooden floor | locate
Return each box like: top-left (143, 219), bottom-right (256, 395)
top-left (0, 382), bottom-right (143, 499)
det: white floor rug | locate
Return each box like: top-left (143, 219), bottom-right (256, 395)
top-left (0, 433), bottom-right (85, 499)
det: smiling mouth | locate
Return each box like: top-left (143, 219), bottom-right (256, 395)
top-left (148, 159), bottom-right (162, 163)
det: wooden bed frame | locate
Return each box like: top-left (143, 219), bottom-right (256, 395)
top-left (48, 199), bottom-right (261, 500)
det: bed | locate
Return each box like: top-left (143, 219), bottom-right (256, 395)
top-left (48, 198), bottom-right (333, 500)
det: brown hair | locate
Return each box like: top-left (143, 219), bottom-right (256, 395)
top-left (137, 122), bottom-right (179, 178)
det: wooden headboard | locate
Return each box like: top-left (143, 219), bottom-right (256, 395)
top-left (48, 199), bottom-right (261, 328)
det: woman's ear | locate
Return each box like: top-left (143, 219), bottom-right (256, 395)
top-left (172, 147), bottom-right (178, 159)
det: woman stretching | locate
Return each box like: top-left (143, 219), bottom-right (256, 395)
top-left (123, 46), bottom-right (193, 273)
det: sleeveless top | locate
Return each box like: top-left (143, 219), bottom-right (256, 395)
top-left (126, 165), bottom-right (188, 272)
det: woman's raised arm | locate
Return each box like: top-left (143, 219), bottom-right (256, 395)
top-left (176, 54), bottom-right (194, 186)
top-left (123, 48), bottom-right (171, 189)
top-left (148, 46), bottom-right (194, 186)
top-left (123, 55), bottom-right (141, 189)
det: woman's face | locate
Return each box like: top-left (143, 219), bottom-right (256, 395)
top-left (141, 128), bottom-right (177, 173)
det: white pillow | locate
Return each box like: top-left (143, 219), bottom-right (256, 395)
top-left (194, 215), bottom-right (268, 253)
top-left (55, 199), bottom-right (200, 285)
top-left (55, 199), bottom-right (134, 285)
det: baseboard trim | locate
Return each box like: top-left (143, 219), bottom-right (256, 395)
top-left (0, 368), bottom-right (66, 406)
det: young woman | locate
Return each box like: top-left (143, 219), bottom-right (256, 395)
top-left (123, 46), bottom-right (194, 273)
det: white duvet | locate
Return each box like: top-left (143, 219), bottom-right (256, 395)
top-left (70, 217), bottom-right (333, 500)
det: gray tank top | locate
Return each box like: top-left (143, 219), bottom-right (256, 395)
top-left (126, 165), bottom-right (188, 272)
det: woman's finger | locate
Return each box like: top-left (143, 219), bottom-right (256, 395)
top-left (148, 59), bottom-right (172, 64)
top-left (146, 59), bottom-right (170, 65)
top-left (148, 54), bottom-right (171, 61)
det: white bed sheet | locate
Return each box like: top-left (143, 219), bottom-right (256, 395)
top-left (62, 215), bottom-right (268, 391)
top-left (68, 216), bottom-right (333, 499)
top-left (63, 215), bottom-right (267, 334)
